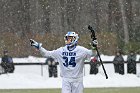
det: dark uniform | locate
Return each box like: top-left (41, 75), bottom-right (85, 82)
top-left (90, 55), bottom-right (100, 75)
top-left (46, 57), bottom-right (57, 77)
top-left (127, 52), bottom-right (136, 74)
top-left (1, 50), bottom-right (15, 73)
top-left (113, 52), bottom-right (124, 75)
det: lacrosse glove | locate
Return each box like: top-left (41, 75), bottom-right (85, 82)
top-left (30, 39), bottom-right (42, 49)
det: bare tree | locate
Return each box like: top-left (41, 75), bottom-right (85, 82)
top-left (119, 0), bottom-right (129, 44)
top-left (92, 0), bottom-right (100, 32)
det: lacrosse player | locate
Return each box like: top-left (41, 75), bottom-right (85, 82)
top-left (30, 32), bottom-right (97, 93)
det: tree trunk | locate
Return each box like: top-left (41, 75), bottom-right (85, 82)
top-left (119, 0), bottom-right (129, 44)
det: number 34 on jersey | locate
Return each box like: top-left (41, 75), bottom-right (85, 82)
top-left (62, 52), bottom-right (76, 67)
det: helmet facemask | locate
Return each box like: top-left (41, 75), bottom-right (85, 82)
top-left (64, 32), bottom-right (79, 47)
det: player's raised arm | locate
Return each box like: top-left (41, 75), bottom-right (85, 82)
top-left (30, 39), bottom-right (55, 58)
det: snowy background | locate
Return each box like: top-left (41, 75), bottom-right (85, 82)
top-left (0, 55), bottom-right (140, 89)
top-left (0, 0), bottom-right (139, 90)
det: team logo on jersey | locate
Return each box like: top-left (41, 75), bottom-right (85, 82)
top-left (62, 52), bottom-right (76, 56)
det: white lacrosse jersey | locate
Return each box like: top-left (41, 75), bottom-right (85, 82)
top-left (39, 45), bottom-right (94, 78)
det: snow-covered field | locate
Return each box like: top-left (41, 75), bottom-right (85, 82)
top-left (0, 55), bottom-right (140, 89)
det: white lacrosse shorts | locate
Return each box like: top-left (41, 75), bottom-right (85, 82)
top-left (61, 77), bottom-right (83, 93)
